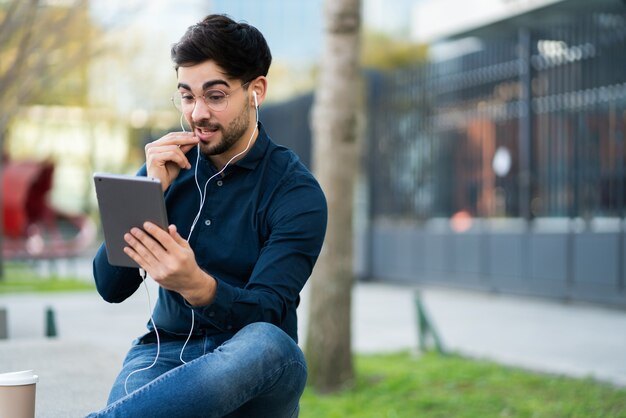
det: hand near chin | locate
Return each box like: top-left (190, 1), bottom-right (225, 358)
top-left (145, 132), bottom-right (199, 190)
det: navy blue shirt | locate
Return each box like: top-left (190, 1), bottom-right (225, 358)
top-left (93, 123), bottom-right (327, 342)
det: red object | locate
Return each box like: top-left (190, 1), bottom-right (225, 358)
top-left (1, 158), bottom-right (96, 260)
top-left (2, 160), bottom-right (54, 238)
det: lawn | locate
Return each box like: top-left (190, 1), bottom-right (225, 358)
top-left (0, 262), bottom-right (94, 293)
top-left (301, 351), bottom-right (626, 418)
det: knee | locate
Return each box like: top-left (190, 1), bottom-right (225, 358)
top-left (238, 322), bottom-right (305, 365)
top-left (243, 323), bottom-right (308, 392)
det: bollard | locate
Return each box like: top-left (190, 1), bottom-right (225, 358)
top-left (0, 308), bottom-right (7, 340)
top-left (414, 291), bottom-right (445, 354)
top-left (45, 307), bottom-right (57, 338)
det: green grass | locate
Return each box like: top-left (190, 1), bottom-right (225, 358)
top-left (301, 352), bottom-right (626, 418)
top-left (0, 262), bottom-right (94, 293)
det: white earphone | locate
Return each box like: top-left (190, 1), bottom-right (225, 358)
top-left (253, 91), bottom-right (258, 109)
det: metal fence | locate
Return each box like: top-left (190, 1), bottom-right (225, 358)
top-left (363, 11), bottom-right (626, 306)
top-left (368, 12), bottom-right (626, 222)
top-left (263, 10), bottom-right (626, 306)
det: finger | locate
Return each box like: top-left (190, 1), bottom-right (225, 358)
top-left (168, 224), bottom-right (189, 246)
top-left (142, 222), bottom-right (176, 251)
top-left (127, 227), bottom-right (166, 263)
top-left (146, 145), bottom-right (192, 170)
top-left (145, 132), bottom-right (197, 149)
top-left (123, 245), bottom-right (144, 267)
top-left (179, 142), bottom-right (198, 155)
top-left (123, 233), bottom-right (156, 270)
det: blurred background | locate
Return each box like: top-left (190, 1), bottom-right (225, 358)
top-left (2, 0), bottom-right (626, 308)
top-left (2, 0), bottom-right (626, 416)
top-left (0, 0), bottom-right (421, 275)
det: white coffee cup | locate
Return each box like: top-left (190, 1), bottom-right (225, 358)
top-left (0, 370), bottom-right (38, 418)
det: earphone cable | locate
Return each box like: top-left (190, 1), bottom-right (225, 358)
top-left (124, 268), bottom-right (161, 395)
top-left (180, 104), bottom-right (259, 362)
top-left (186, 106), bottom-right (259, 241)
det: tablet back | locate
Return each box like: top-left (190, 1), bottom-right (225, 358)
top-left (93, 173), bottom-right (168, 268)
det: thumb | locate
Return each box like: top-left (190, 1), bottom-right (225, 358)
top-left (169, 224), bottom-right (188, 245)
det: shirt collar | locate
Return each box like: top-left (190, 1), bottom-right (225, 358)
top-left (196, 122), bottom-right (270, 174)
top-left (233, 121), bottom-right (270, 171)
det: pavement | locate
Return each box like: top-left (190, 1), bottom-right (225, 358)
top-left (1, 261), bottom-right (626, 417)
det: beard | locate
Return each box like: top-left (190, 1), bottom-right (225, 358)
top-left (193, 101), bottom-right (250, 158)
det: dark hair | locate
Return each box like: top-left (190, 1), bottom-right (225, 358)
top-left (171, 14), bottom-right (272, 83)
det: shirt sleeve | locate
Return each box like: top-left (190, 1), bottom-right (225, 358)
top-left (93, 243), bottom-right (144, 302)
top-left (187, 174), bottom-right (327, 333)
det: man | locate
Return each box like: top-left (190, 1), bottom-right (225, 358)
top-left (88, 14), bottom-right (327, 418)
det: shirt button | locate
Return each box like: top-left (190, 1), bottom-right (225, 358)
top-left (226, 325), bottom-right (233, 331)
top-left (216, 180), bottom-right (223, 187)
top-left (208, 311), bottom-right (215, 317)
top-left (204, 219), bottom-right (212, 226)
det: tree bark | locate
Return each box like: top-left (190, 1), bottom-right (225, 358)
top-left (305, 0), bottom-right (362, 393)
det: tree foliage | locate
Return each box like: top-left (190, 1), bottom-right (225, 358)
top-left (0, 0), bottom-right (98, 117)
top-left (361, 31), bottom-right (428, 70)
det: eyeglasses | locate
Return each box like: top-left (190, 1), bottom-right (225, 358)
top-left (171, 81), bottom-right (250, 112)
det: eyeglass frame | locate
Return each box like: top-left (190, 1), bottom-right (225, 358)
top-left (171, 81), bottom-right (251, 113)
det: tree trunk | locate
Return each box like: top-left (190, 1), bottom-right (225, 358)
top-left (306, 0), bottom-right (362, 393)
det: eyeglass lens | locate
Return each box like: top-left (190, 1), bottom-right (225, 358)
top-left (172, 90), bottom-right (229, 112)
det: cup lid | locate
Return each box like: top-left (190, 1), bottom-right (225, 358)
top-left (0, 370), bottom-right (38, 386)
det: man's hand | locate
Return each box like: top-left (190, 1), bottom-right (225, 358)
top-left (145, 133), bottom-right (199, 191)
top-left (123, 222), bottom-right (217, 306)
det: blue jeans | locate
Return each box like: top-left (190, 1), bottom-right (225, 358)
top-left (86, 322), bottom-right (306, 418)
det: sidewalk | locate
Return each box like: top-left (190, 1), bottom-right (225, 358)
top-left (1, 280), bottom-right (625, 417)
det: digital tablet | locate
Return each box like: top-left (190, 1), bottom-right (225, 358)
top-left (93, 173), bottom-right (169, 268)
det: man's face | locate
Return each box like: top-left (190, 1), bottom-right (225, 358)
top-left (176, 61), bottom-right (252, 159)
